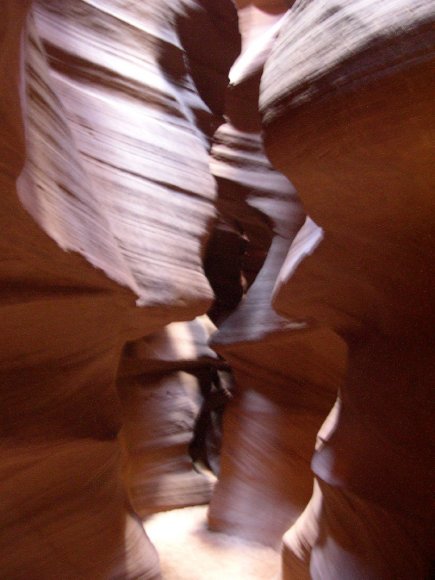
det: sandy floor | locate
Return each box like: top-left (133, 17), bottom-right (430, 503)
top-left (145, 506), bottom-right (281, 580)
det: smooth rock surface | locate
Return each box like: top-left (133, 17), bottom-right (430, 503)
top-left (206, 3), bottom-right (345, 548)
top-left (261, 1), bottom-right (435, 576)
top-left (0, 1), bottom-right (238, 577)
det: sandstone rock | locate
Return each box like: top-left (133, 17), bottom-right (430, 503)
top-left (206, 3), bottom-right (345, 548)
top-left (260, 1), bottom-right (435, 576)
top-left (119, 371), bottom-right (216, 517)
top-left (0, 1), bottom-right (238, 577)
top-left (118, 317), bottom-right (224, 516)
top-left (28, 0), bottom-right (237, 320)
top-left (1, 7), bottom-right (159, 576)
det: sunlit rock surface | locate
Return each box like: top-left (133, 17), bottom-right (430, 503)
top-left (2, 0), bottom-right (433, 576)
top-left (27, 0), bottom-right (239, 318)
top-left (261, 0), bottom-right (435, 577)
top-left (205, 2), bottom-right (345, 548)
top-left (0, 1), bottom-right (238, 577)
top-left (118, 317), bottom-right (221, 516)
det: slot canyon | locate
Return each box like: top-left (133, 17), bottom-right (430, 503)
top-left (0, 1), bottom-right (434, 578)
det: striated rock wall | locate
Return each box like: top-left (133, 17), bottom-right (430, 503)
top-left (0, 1), bottom-right (238, 577)
top-left (2, 0), bottom-right (434, 577)
top-left (205, 2), bottom-right (345, 548)
top-left (28, 0), bottom-right (239, 318)
top-left (261, 0), bottom-right (435, 577)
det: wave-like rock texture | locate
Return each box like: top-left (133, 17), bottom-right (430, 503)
top-left (27, 0), bottom-right (238, 317)
top-left (261, 1), bottom-right (435, 577)
top-left (0, 1), bottom-right (238, 577)
top-left (206, 4), bottom-right (345, 548)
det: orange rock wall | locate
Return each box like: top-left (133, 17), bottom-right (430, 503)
top-left (0, 1), bottom-right (238, 577)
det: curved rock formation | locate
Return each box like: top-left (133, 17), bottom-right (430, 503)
top-left (260, 1), bottom-right (435, 576)
top-left (118, 317), bottom-right (222, 516)
top-left (0, 1), bottom-right (238, 577)
top-left (29, 0), bottom-right (239, 318)
top-left (206, 3), bottom-right (345, 548)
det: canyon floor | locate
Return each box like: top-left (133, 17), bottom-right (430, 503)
top-left (145, 506), bottom-right (281, 579)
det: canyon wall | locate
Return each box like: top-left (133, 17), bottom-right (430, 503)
top-left (0, 1), bottom-right (238, 577)
top-left (206, 3), bottom-right (345, 548)
top-left (1, 0), bottom-right (434, 578)
top-left (260, 1), bottom-right (435, 577)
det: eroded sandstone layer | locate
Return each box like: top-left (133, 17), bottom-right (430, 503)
top-left (0, 1), bottom-right (238, 577)
top-left (206, 2), bottom-right (345, 548)
top-left (2, 0), bottom-right (434, 578)
top-left (261, 1), bottom-right (435, 577)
